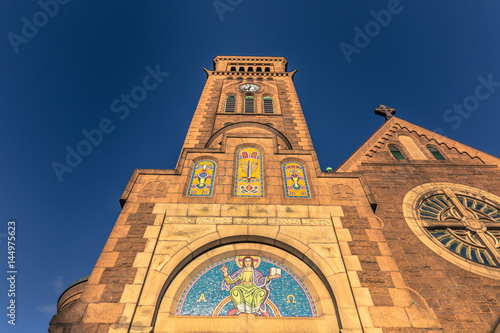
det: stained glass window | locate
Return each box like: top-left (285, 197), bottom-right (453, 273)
top-left (187, 160), bottom-right (216, 197)
top-left (283, 162), bottom-right (311, 198)
top-left (428, 229), bottom-right (494, 266)
top-left (235, 147), bottom-right (263, 197)
top-left (419, 193), bottom-right (500, 267)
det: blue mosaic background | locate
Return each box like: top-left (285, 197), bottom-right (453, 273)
top-left (176, 256), bottom-right (317, 317)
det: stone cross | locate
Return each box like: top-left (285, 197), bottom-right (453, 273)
top-left (374, 105), bottom-right (396, 120)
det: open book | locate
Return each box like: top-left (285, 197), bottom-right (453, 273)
top-left (270, 267), bottom-right (282, 276)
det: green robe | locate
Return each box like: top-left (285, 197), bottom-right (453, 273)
top-left (225, 270), bottom-right (268, 309)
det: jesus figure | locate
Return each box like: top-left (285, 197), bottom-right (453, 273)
top-left (221, 256), bottom-right (280, 315)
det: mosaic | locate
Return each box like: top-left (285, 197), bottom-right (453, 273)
top-left (176, 256), bottom-right (317, 317)
top-left (235, 148), bottom-right (263, 197)
top-left (187, 160), bottom-right (216, 197)
top-left (282, 162), bottom-right (311, 198)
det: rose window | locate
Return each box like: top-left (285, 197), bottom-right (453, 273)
top-left (418, 189), bottom-right (500, 267)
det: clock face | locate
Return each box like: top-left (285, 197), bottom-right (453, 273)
top-left (240, 84), bottom-right (260, 92)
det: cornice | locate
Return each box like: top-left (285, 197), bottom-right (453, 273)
top-left (204, 68), bottom-right (296, 78)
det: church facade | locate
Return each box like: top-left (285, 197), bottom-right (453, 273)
top-left (50, 56), bottom-right (500, 333)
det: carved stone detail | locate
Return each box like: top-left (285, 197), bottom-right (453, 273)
top-left (268, 218), bottom-right (301, 225)
top-left (164, 217), bottom-right (196, 224)
top-left (196, 217), bottom-right (233, 224)
top-left (301, 219), bottom-right (331, 226)
top-left (233, 218), bottom-right (268, 225)
top-left (332, 185), bottom-right (355, 199)
top-left (140, 181), bottom-right (167, 197)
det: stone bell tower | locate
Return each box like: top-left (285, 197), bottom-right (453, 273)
top-left (182, 56), bottom-right (313, 154)
top-left (51, 55), bottom-right (365, 332)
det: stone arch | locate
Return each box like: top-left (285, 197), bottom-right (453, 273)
top-left (150, 237), bottom-right (341, 331)
top-left (130, 229), bottom-right (350, 332)
top-left (205, 122), bottom-right (292, 150)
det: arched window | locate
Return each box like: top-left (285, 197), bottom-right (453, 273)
top-left (187, 160), bottom-right (216, 197)
top-left (256, 67), bottom-right (262, 72)
top-left (389, 146), bottom-right (405, 160)
top-left (264, 67), bottom-right (270, 72)
top-left (224, 96), bottom-right (236, 113)
top-left (247, 67), bottom-right (253, 72)
top-left (428, 146), bottom-right (445, 160)
top-left (244, 96), bottom-right (254, 113)
top-left (239, 67), bottom-right (245, 72)
top-left (230, 67), bottom-right (236, 72)
top-left (283, 162), bottom-right (311, 198)
top-left (235, 147), bottom-right (263, 197)
top-left (263, 96), bottom-right (274, 114)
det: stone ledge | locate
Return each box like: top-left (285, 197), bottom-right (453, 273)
top-left (160, 216), bottom-right (340, 226)
top-left (153, 203), bottom-right (343, 219)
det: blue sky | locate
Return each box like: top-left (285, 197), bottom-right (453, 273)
top-left (1, 1), bottom-right (500, 331)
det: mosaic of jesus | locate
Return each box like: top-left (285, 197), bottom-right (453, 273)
top-left (175, 255), bottom-right (317, 317)
top-left (221, 256), bottom-right (280, 316)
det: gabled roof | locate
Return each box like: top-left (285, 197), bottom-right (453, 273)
top-left (336, 116), bottom-right (500, 172)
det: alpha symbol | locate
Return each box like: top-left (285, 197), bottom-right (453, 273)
top-left (197, 293), bottom-right (207, 302)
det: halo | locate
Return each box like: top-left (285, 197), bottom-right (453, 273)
top-left (236, 256), bottom-right (260, 268)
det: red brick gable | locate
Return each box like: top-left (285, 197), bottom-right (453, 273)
top-left (337, 117), bottom-right (500, 172)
